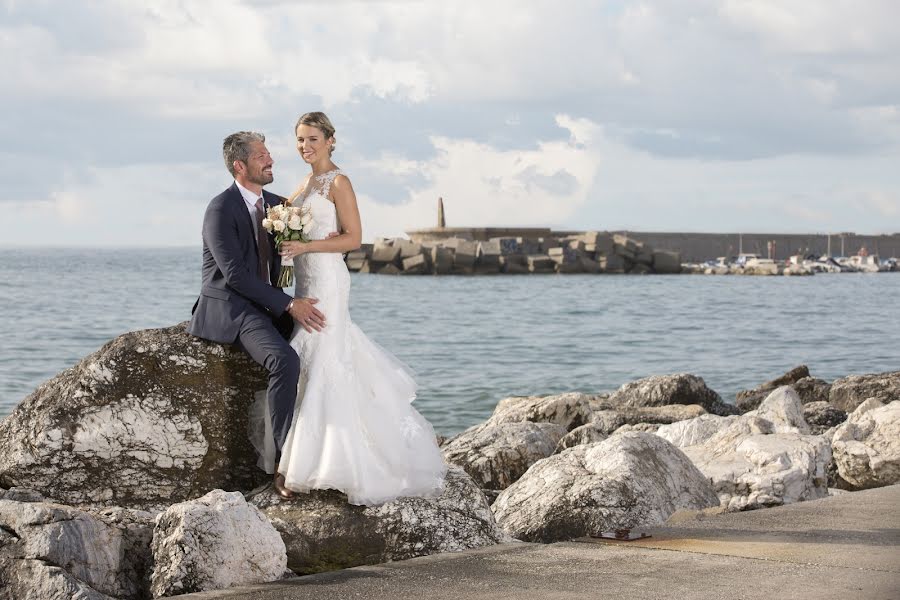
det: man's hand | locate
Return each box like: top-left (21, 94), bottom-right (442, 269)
top-left (287, 297), bottom-right (326, 332)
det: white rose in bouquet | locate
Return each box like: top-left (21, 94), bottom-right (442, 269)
top-left (262, 218), bottom-right (273, 232)
top-left (273, 220), bottom-right (286, 232)
top-left (301, 213), bottom-right (313, 226)
top-left (291, 206), bottom-right (303, 216)
top-left (287, 215), bottom-right (303, 230)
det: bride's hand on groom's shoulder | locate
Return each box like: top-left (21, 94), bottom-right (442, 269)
top-left (288, 297), bottom-right (326, 332)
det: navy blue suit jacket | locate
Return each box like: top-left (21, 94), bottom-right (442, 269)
top-left (188, 183), bottom-right (293, 343)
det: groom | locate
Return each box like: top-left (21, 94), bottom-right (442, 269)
top-left (188, 131), bottom-right (324, 499)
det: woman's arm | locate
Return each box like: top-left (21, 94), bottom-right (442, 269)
top-left (281, 174), bottom-right (362, 257)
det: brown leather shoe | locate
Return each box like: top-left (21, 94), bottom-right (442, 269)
top-left (274, 473), bottom-right (296, 499)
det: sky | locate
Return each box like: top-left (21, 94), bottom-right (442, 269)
top-left (2, 0), bottom-right (899, 246)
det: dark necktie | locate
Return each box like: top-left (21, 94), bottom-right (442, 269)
top-left (254, 197), bottom-right (271, 283)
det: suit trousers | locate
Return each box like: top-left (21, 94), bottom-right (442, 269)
top-left (234, 311), bottom-right (299, 461)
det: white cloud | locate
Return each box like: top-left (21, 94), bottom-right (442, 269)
top-left (2, 0), bottom-right (899, 246)
top-left (355, 115), bottom-right (601, 239)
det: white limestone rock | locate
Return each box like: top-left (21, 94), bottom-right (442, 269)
top-left (747, 386), bottom-right (811, 434)
top-left (683, 433), bottom-right (831, 511)
top-left (831, 400), bottom-right (900, 490)
top-left (656, 388), bottom-right (829, 511)
top-left (150, 489), bottom-right (287, 598)
top-left (0, 324), bottom-right (271, 509)
top-left (441, 421), bottom-right (566, 490)
top-left (605, 373), bottom-right (739, 416)
top-left (250, 465), bottom-right (511, 574)
top-left (828, 371), bottom-right (900, 412)
top-left (488, 392), bottom-right (596, 431)
top-left (492, 432), bottom-right (719, 543)
top-left (656, 414), bottom-right (738, 448)
top-left (555, 422), bottom-right (608, 452)
top-left (0, 499), bottom-right (154, 600)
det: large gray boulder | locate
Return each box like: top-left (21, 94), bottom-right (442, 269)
top-left (488, 392), bottom-right (596, 431)
top-left (150, 489), bottom-right (286, 598)
top-left (803, 401), bottom-right (847, 435)
top-left (605, 374), bottom-right (738, 416)
top-left (555, 404), bottom-right (706, 452)
top-left (0, 324), bottom-right (269, 509)
top-left (492, 432), bottom-right (719, 543)
top-left (249, 466), bottom-right (510, 574)
top-left (831, 400), bottom-right (900, 490)
top-left (734, 365), bottom-right (810, 412)
top-left (828, 371), bottom-right (900, 412)
top-left (441, 421), bottom-right (566, 490)
top-left (656, 388), bottom-right (831, 511)
top-left (0, 498), bottom-right (154, 600)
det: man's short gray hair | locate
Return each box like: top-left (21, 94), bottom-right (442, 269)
top-left (223, 131), bottom-right (266, 177)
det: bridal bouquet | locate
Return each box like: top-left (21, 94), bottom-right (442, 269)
top-left (262, 202), bottom-right (314, 287)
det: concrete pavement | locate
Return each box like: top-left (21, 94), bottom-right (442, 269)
top-left (169, 485), bottom-right (900, 600)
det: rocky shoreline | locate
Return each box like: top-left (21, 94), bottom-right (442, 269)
top-left (341, 232), bottom-right (900, 276)
top-left (1, 324), bottom-right (897, 598)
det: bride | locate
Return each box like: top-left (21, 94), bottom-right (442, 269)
top-left (251, 111), bottom-right (446, 506)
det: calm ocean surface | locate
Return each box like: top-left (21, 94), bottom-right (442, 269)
top-left (1, 248), bottom-right (897, 435)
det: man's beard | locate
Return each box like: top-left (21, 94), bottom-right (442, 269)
top-left (248, 169), bottom-right (274, 186)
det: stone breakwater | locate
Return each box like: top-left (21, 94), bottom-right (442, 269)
top-left (345, 232), bottom-right (899, 276)
top-left (346, 232), bottom-right (684, 275)
top-left (0, 324), bottom-right (898, 598)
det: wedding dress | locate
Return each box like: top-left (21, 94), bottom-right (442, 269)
top-left (249, 169), bottom-right (446, 506)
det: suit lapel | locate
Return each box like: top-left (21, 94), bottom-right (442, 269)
top-left (228, 183), bottom-right (256, 244)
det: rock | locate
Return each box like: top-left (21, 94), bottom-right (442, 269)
top-left (492, 432), bottom-right (719, 543)
top-left (606, 374), bottom-right (738, 416)
top-left (574, 404), bottom-right (707, 443)
top-left (0, 499), bottom-right (155, 600)
top-left (554, 423), bottom-right (608, 453)
top-left (527, 255), bottom-right (555, 273)
top-left (831, 400), bottom-right (900, 490)
top-left (682, 432), bottom-right (831, 511)
top-left (612, 234), bottom-right (638, 259)
top-left (430, 246), bottom-right (454, 274)
top-left (397, 239), bottom-right (423, 259)
top-left (793, 376), bottom-right (832, 404)
top-left (401, 253), bottom-right (427, 274)
top-left (454, 240), bottom-right (478, 268)
top-left (377, 263), bottom-right (402, 275)
top-left (603, 253), bottom-right (626, 273)
top-left (748, 387), bottom-right (811, 434)
top-left (652, 250), bottom-right (682, 274)
top-left (0, 324), bottom-right (270, 510)
top-left (0, 487), bottom-right (45, 503)
top-left (150, 489), bottom-right (286, 598)
top-left (441, 421), bottom-right (566, 490)
top-left (658, 390), bottom-right (829, 511)
top-left (371, 239), bottom-right (401, 264)
top-left (803, 401), bottom-right (847, 435)
top-left (829, 371), bottom-right (900, 412)
top-left (489, 392), bottom-right (596, 431)
top-left (656, 414), bottom-right (739, 448)
top-left (477, 241), bottom-right (502, 267)
top-left (249, 466), bottom-right (509, 574)
top-left (735, 365), bottom-right (810, 412)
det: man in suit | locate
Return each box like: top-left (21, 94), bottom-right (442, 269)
top-left (188, 131), bottom-right (324, 498)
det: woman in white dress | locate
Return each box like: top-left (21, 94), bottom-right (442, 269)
top-left (255, 112), bottom-right (446, 506)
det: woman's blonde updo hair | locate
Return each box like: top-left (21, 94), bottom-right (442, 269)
top-left (295, 111), bottom-right (336, 155)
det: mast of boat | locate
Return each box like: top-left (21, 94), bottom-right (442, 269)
top-left (739, 233), bottom-right (743, 255)
top-left (827, 234), bottom-right (831, 257)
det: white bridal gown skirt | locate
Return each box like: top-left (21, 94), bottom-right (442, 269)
top-left (249, 252), bottom-right (446, 506)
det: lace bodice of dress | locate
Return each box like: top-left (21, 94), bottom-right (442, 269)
top-left (294, 169), bottom-right (343, 241)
